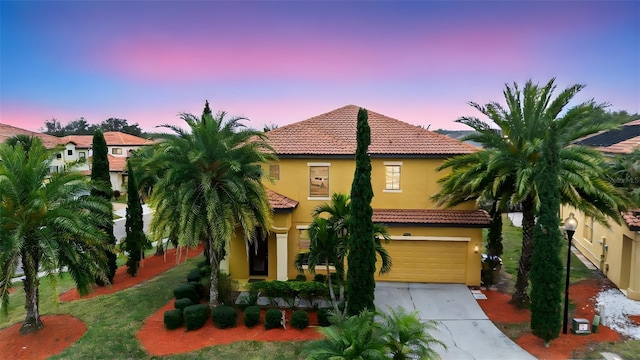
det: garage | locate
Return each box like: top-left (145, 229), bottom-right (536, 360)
top-left (375, 238), bottom-right (468, 283)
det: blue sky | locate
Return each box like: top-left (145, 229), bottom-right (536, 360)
top-left (1, 1), bottom-right (638, 132)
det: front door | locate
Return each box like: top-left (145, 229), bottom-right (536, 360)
top-left (249, 230), bottom-right (268, 276)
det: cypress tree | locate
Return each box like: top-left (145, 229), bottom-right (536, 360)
top-left (530, 126), bottom-right (564, 346)
top-left (91, 130), bottom-right (117, 284)
top-left (124, 161), bottom-right (146, 276)
top-left (346, 108), bottom-right (376, 316)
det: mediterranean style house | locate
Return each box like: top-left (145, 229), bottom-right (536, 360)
top-left (221, 105), bottom-right (490, 286)
top-left (0, 123), bottom-right (154, 192)
top-left (562, 119), bottom-right (640, 300)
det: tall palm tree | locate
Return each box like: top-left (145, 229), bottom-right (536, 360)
top-left (0, 137), bottom-right (111, 334)
top-left (433, 79), bottom-right (627, 307)
top-left (146, 104), bottom-right (276, 306)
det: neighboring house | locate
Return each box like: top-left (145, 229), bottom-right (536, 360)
top-left (222, 105), bottom-right (490, 286)
top-left (562, 119), bottom-right (640, 300)
top-left (0, 123), bottom-right (154, 192)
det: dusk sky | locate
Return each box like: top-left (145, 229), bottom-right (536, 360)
top-left (1, 1), bottom-right (638, 133)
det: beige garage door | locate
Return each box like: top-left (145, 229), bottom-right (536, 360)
top-left (375, 240), bottom-right (467, 283)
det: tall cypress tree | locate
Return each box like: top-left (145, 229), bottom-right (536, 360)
top-left (91, 130), bottom-right (117, 284)
top-left (530, 126), bottom-right (564, 346)
top-left (124, 161), bottom-right (146, 276)
top-left (346, 108), bottom-right (376, 316)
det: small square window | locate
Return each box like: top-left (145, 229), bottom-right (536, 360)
top-left (112, 148), bottom-right (122, 155)
top-left (67, 149), bottom-right (73, 156)
top-left (269, 165), bottom-right (280, 180)
top-left (56, 153), bottom-right (62, 159)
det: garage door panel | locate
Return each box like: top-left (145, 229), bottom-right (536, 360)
top-left (375, 240), bottom-right (467, 283)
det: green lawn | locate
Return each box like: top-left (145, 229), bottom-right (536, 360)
top-left (1, 258), bottom-right (309, 359)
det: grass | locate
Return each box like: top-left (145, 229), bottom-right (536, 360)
top-left (1, 257), bottom-right (309, 359)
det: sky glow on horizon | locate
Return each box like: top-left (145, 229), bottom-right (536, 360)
top-left (1, 1), bottom-right (638, 133)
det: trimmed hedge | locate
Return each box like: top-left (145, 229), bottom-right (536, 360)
top-left (212, 305), bottom-right (237, 329)
top-left (184, 304), bottom-right (209, 331)
top-left (317, 308), bottom-right (332, 327)
top-left (174, 298), bottom-right (193, 311)
top-left (187, 268), bottom-right (202, 282)
top-left (174, 284), bottom-right (199, 304)
top-left (291, 310), bottom-right (309, 329)
top-left (249, 280), bottom-right (329, 301)
top-left (188, 281), bottom-right (206, 300)
top-left (265, 308), bottom-right (284, 330)
top-left (244, 306), bottom-right (261, 328)
top-left (164, 309), bottom-right (183, 330)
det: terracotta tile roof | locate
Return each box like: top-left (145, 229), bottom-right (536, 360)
top-left (268, 190), bottom-right (299, 212)
top-left (107, 154), bottom-right (127, 172)
top-left (62, 132), bottom-right (155, 149)
top-left (372, 208), bottom-right (491, 227)
top-left (0, 123), bottom-right (66, 149)
top-left (265, 105), bottom-right (478, 157)
top-left (623, 210), bottom-right (640, 231)
top-left (576, 119), bottom-right (640, 154)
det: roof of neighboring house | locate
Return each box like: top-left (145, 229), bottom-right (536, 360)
top-left (0, 123), bottom-right (66, 148)
top-left (62, 132), bottom-right (155, 149)
top-left (623, 210), bottom-right (640, 231)
top-left (372, 208), bottom-right (491, 228)
top-left (268, 190), bottom-right (299, 213)
top-left (575, 120), bottom-right (640, 154)
top-left (107, 154), bottom-right (127, 172)
top-left (265, 105), bottom-right (478, 157)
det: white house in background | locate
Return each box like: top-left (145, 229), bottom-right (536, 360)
top-left (0, 123), bottom-right (155, 192)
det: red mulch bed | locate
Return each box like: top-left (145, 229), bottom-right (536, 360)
top-left (60, 245), bottom-right (203, 302)
top-left (478, 277), bottom-right (621, 359)
top-left (136, 301), bottom-right (322, 356)
top-left (0, 315), bottom-right (86, 360)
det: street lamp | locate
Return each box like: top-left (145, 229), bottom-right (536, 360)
top-left (562, 213), bottom-right (578, 334)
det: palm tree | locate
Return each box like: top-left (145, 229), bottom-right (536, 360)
top-left (608, 148), bottom-right (640, 204)
top-left (433, 78), bottom-right (627, 307)
top-left (379, 306), bottom-right (445, 360)
top-left (0, 137), bottom-right (111, 334)
top-left (145, 103), bottom-right (276, 306)
top-left (305, 310), bottom-right (388, 360)
top-left (294, 218), bottom-right (345, 308)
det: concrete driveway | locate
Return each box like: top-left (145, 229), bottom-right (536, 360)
top-left (374, 282), bottom-right (535, 360)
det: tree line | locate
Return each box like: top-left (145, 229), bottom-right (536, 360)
top-left (42, 117), bottom-right (145, 137)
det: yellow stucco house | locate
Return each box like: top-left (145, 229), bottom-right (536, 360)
top-left (562, 119), bottom-right (640, 300)
top-left (221, 105), bottom-right (490, 286)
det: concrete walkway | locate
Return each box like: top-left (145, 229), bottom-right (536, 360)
top-left (374, 282), bottom-right (535, 360)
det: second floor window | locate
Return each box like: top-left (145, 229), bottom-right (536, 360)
top-left (384, 163), bottom-right (401, 191)
top-left (269, 165), bottom-right (280, 180)
top-left (67, 149), bottom-right (73, 156)
top-left (309, 164), bottom-right (329, 197)
top-left (112, 148), bottom-right (123, 155)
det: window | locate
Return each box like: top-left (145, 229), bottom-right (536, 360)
top-left (56, 153), bottom-right (62, 159)
top-left (299, 228), bottom-right (310, 252)
top-left (309, 164), bottom-right (329, 197)
top-left (269, 165), bottom-right (280, 180)
top-left (584, 216), bottom-right (593, 242)
top-left (384, 163), bottom-right (402, 191)
top-left (79, 152), bottom-right (86, 159)
top-left (49, 166), bottom-right (58, 173)
top-left (112, 148), bottom-right (123, 155)
top-left (67, 149), bottom-right (73, 156)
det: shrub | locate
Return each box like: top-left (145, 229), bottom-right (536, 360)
top-left (187, 268), bottom-right (202, 282)
top-left (188, 281), bottom-right (206, 300)
top-left (237, 289), bottom-right (259, 310)
top-left (295, 274), bottom-right (307, 282)
top-left (174, 298), bottom-right (193, 311)
top-left (211, 305), bottom-right (237, 329)
top-left (183, 304), bottom-right (209, 331)
top-left (291, 310), bottom-right (309, 329)
top-left (199, 265), bottom-right (212, 277)
top-left (313, 274), bottom-right (327, 283)
top-left (317, 308), bottom-right (332, 327)
top-left (290, 281), bottom-right (329, 301)
top-left (163, 309), bottom-right (183, 330)
top-left (173, 284), bottom-right (199, 304)
top-left (244, 305), bottom-right (261, 328)
top-left (217, 271), bottom-right (236, 305)
top-left (265, 308), bottom-right (284, 330)
top-left (196, 259), bottom-right (208, 268)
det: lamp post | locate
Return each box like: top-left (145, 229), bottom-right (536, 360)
top-left (562, 213), bottom-right (578, 334)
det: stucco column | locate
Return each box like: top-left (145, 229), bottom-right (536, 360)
top-left (627, 237), bottom-right (640, 300)
top-left (276, 233), bottom-right (288, 281)
top-left (219, 241), bottom-right (230, 275)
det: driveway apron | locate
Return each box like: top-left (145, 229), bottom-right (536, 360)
top-left (375, 282), bottom-right (535, 360)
